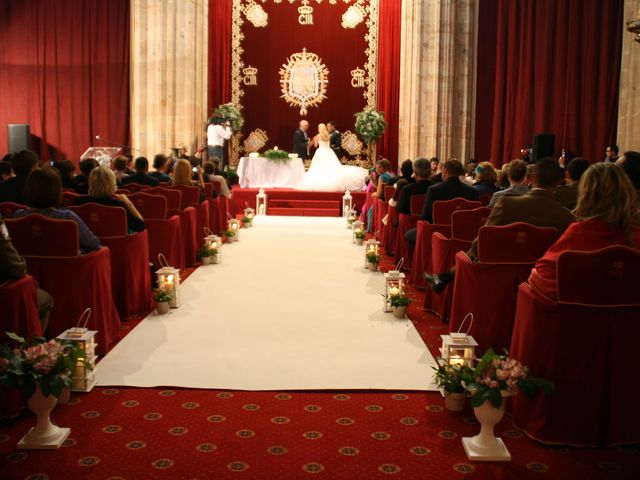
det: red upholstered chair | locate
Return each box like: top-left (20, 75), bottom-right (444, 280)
top-left (479, 193), bottom-right (492, 206)
top-left (432, 198), bottom-right (482, 225)
top-left (449, 223), bottom-right (558, 354)
top-left (171, 184), bottom-right (210, 249)
top-left (129, 192), bottom-right (185, 269)
top-left (410, 194), bottom-right (424, 216)
top-left (511, 246), bottom-right (640, 446)
top-left (5, 215), bottom-right (120, 352)
top-left (0, 276), bottom-right (43, 419)
top-left (149, 186), bottom-right (198, 266)
top-left (61, 191), bottom-right (84, 207)
top-left (204, 182), bottom-right (226, 234)
top-left (120, 182), bottom-right (151, 193)
top-left (70, 204), bottom-right (152, 319)
top-left (424, 207), bottom-right (491, 320)
top-left (393, 213), bottom-right (419, 269)
top-left (383, 206), bottom-right (399, 255)
top-left (0, 201), bottom-right (26, 219)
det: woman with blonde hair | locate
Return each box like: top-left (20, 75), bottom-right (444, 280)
top-left (297, 123), bottom-right (368, 192)
top-left (472, 161), bottom-right (499, 196)
top-left (172, 158), bottom-right (207, 201)
top-left (529, 163), bottom-right (640, 299)
top-left (75, 166), bottom-right (145, 232)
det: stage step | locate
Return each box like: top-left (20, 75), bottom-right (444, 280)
top-left (266, 199), bottom-right (341, 217)
top-left (268, 207), bottom-right (338, 217)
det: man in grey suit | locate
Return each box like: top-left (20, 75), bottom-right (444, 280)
top-left (292, 120), bottom-right (310, 161)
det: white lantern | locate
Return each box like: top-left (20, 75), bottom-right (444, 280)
top-left (440, 313), bottom-right (478, 367)
top-left (342, 190), bottom-right (353, 217)
top-left (363, 239), bottom-right (380, 266)
top-left (244, 206), bottom-right (255, 226)
top-left (383, 270), bottom-right (406, 312)
top-left (156, 265), bottom-right (181, 308)
top-left (228, 218), bottom-right (240, 241)
top-left (203, 231), bottom-right (222, 263)
top-left (352, 220), bottom-right (365, 243)
top-left (256, 188), bottom-right (268, 215)
top-left (57, 309), bottom-right (98, 392)
top-left (347, 208), bottom-right (357, 228)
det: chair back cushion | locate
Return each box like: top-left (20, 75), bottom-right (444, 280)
top-left (170, 185), bottom-right (199, 208)
top-left (0, 202), bottom-right (26, 219)
top-left (477, 222), bottom-right (558, 263)
top-left (203, 183), bottom-right (214, 199)
top-left (146, 187), bottom-right (182, 216)
top-left (61, 191), bottom-right (84, 207)
top-left (557, 246), bottom-right (640, 306)
top-left (5, 214), bottom-right (79, 256)
top-left (121, 183), bottom-right (150, 193)
top-left (409, 194), bottom-right (424, 216)
top-left (451, 207), bottom-right (491, 241)
top-left (70, 203), bottom-right (128, 237)
top-left (128, 192), bottom-right (168, 220)
top-left (383, 186), bottom-right (395, 202)
top-left (432, 198), bottom-right (482, 225)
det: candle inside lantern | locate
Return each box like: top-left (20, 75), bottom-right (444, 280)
top-left (449, 355), bottom-right (465, 366)
top-left (163, 274), bottom-right (174, 290)
top-left (388, 286), bottom-right (400, 296)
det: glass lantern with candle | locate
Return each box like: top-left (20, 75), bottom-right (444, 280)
top-left (439, 334), bottom-right (478, 368)
top-left (156, 266), bottom-right (181, 308)
top-left (363, 239), bottom-right (380, 267)
top-left (228, 218), bottom-right (241, 240)
top-left (352, 220), bottom-right (365, 243)
top-left (383, 270), bottom-right (406, 312)
top-left (347, 208), bottom-right (357, 228)
top-left (203, 232), bottom-right (222, 263)
top-left (243, 207), bottom-right (255, 226)
top-left (57, 311), bottom-right (98, 392)
top-left (256, 188), bottom-right (268, 215)
top-left (342, 190), bottom-right (353, 217)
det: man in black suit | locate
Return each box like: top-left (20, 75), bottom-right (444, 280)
top-left (395, 157), bottom-right (431, 216)
top-left (292, 120), bottom-right (310, 161)
top-left (405, 159), bottom-right (479, 248)
top-left (327, 121), bottom-right (341, 157)
top-left (0, 150), bottom-right (38, 203)
top-left (121, 156), bottom-right (160, 187)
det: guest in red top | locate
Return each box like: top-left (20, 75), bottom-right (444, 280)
top-left (529, 163), bottom-right (640, 299)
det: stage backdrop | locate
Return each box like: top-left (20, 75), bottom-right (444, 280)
top-left (0, 0), bottom-right (130, 163)
top-left (227, 0), bottom-right (379, 167)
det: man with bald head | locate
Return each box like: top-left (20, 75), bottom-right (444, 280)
top-left (292, 120), bottom-right (310, 161)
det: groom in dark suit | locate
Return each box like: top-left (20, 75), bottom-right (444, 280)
top-left (327, 121), bottom-right (342, 157)
top-left (292, 120), bottom-right (310, 161)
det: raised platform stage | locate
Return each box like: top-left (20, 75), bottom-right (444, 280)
top-left (231, 187), bottom-right (366, 217)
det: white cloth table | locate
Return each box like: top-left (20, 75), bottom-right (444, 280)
top-left (238, 156), bottom-right (305, 188)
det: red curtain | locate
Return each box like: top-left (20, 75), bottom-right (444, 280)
top-left (474, 0), bottom-right (623, 166)
top-left (208, 0), bottom-right (232, 113)
top-left (0, 0), bottom-right (130, 164)
top-left (376, 0), bottom-right (401, 168)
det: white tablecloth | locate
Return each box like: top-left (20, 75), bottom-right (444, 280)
top-left (238, 156), bottom-right (305, 188)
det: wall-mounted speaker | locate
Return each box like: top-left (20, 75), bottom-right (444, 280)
top-left (532, 133), bottom-right (555, 162)
top-left (7, 124), bottom-right (31, 153)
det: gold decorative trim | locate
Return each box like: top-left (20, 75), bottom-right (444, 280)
top-left (341, 130), bottom-right (363, 155)
top-left (279, 48), bottom-right (330, 116)
top-left (342, 2), bottom-right (366, 29)
top-left (242, 66), bottom-right (258, 85)
top-left (244, 1), bottom-right (269, 27)
top-left (243, 129), bottom-right (269, 153)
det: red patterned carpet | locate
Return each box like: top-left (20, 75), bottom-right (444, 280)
top-left (1, 261), bottom-right (639, 479)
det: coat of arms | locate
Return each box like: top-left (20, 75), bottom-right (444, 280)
top-left (279, 48), bottom-right (329, 116)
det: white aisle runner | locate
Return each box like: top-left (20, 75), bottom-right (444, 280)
top-left (97, 216), bottom-right (437, 391)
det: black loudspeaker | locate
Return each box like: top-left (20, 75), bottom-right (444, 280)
top-left (532, 133), bottom-right (555, 162)
top-left (7, 124), bottom-right (30, 153)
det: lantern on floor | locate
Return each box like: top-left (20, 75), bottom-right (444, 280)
top-left (57, 309), bottom-right (98, 392)
top-left (352, 220), bottom-right (365, 243)
top-left (228, 218), bottom-right (240, 240)
top-left (383, 270), bottom-right (406, 312)
top-left (347, 208), bottom-right (357, 228)
top-left (439, 314), bottom-right (478, 367)
top-left (363, 239), bottom-right (380, 266)
top-left (156, 256), bottom-right (181, 308)
top-left (342, 190), bottom-right (353, 217)
top-left (203, 230), bottom-right (222, 263)
top-left (244, 206), bottom-right (255, 226)
top-left (256, 188), bottom-right (268, 215)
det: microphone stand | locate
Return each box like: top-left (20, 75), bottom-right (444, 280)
top-left (95, 135), bottom-right (141, 154)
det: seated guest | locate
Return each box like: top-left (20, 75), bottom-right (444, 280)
top-left (124, 154), bottom-right (135, 174)
top-left (149, 154), bottom-right (171, 183)
top-left (75, 167), bottom-right (145, 233)
top-left (465, 160), bottom-right (478, 185)
top-left (425, 158), bottom-right (575, 292)
top-left (173, 158), bottom-right (207, 202)
top-left (202, 161), bottom-right (232, 199)
top-left (604, 144), bottom-right (619, 163)
top-left (121, 157), bottom-right (160, 187)
top-left (53, 160), bottom-right (79, 192)
top-left (473, 161), bottom-right (499, 196)
top-left (399, 159), bottom-right (416, 184)
top-left (0, 214), bottom-right (53, 331)
top-left (370, 159), bottom-right (394, 199)
top-left (496, 163), bottom-right (510, 189)
top-left (111, 155), bottom-right (129, 183)
top-left (395, 157), bottom-right (432, 216)
top-left (529, 163), bottom-right (640, 299)
top-left (0, 150), bottom-right (38, 203)
top-left (616, 151), bottom-right (640, 196)
top-left (0, 161), bottom-right (13, 182)
top-left (489, 159), bottom-right (529, 207)
top-left (72, 157), bottom-right (99, 194)
top-left (14, 167), bottom-right (101, 253)
top-left (555, 157), bottom-right (590, 209)
top-left (429, 157), bottom-right (442, 184)
top-left (209, 157), bottom-right (230, 187)
top-left (405, 159), bottom-right (479, 248)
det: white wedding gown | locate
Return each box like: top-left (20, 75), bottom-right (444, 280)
top-left (296, 140), bottom-right (368, 192)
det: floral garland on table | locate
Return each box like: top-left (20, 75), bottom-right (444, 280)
top-left (262, 148), bottom-right (291, 164)
top-left (212, 103), bottom-right (244, 133)
top-left (354, 109), bottom-right (386, 145)
top-left (0, 333), bottom-right (89, 398)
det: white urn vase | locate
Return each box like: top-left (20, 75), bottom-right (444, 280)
top-left (18, 384), bottom-right (70, 449)
top-left (201, 256), bottom-right (211, 265)
top-left (462, 391), bottom-right (514, 461)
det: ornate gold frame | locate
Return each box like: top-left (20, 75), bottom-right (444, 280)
top-left (230, 0), bottom-right (379, 165)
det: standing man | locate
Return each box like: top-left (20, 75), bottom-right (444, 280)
top-left (207, 117), bottom-right (232, 169)
top-left (292, 120), bottom-right (310, 161)
top-left (327, 121), bottom-right (342, 157)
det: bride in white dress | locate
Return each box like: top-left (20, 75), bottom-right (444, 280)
top-left (297, 123), bottom-right (368, 192)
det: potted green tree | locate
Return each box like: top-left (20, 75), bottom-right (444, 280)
top-left (154, 288), bottom-right (172, 315)
top-left (354, 228), bottom-right (366, 245)
top-left (389, 294), bottom-right (411, 318)
top-left (432, 358), bottom-right (472, 411)
top-left (366, 251), bottom-right (380, 271)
